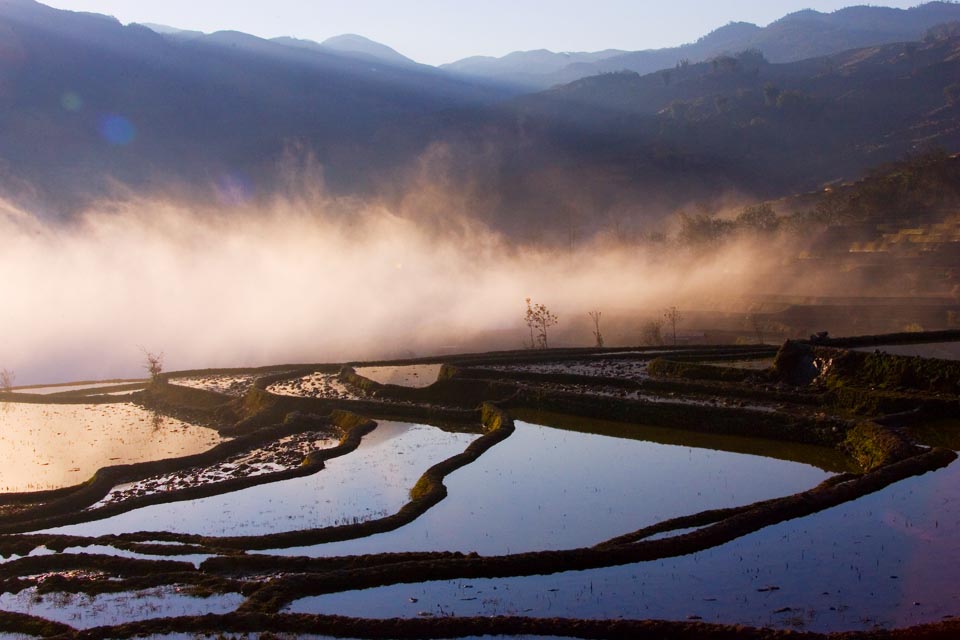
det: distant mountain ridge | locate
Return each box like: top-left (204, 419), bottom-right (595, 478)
top-left (314, 33), bottom-right (417, 67)
top-left (442, 2), bottom-right (960, 88)
top-left (139, 24), bottom-right (423, 69)
top-left (0, 0), bottom-right (509, 216)
top-left (0, 0), bottom-right (959, 242)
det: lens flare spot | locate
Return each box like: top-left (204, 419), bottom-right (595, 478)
top-left (61, 91), bottom-right (83, 112)
top-left (98, 114), bottom-right (136, 145)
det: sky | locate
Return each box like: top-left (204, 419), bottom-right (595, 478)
top-left (40, 0), bottom-right (921, 66)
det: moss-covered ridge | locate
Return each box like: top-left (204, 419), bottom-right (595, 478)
top-left (773, 339), bottom-right (960, 416)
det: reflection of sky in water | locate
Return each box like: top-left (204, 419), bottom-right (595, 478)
top-left (354, 364), bottom-right (443, 388)
top-left (13, 381), bottom-right (141, 395)
top-left (0, 587), bottom-right (242, 629)
top-left (854, 341), bottom-right (960, 361)
top-left (0, 403), bottom-right (221, 492)
top-left (265, 421), bottom-right (833, 557)
top-left (290, 459), bottom-right (960, 633)
top-left (43, 422), bottom-right (478, 538)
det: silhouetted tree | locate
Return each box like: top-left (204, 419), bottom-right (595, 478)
top-left (0, 369), bottom-right (14, 394)
top-left (142, 349), bottom-right (164, 385)
top-left (525, 299), bottom-right (558, 349)
top-left (588, 311), bottom-right (604, 348)
top-left (663, 306), bottom-right (683, 346)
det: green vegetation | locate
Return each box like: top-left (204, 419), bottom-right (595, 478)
top-left (647, 357), bottom-right (760, 383)
top-left (843, 421), bottom-right (916, 472)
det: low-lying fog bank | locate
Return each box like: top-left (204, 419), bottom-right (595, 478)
top-left (0, 185), bottom-right (951, 385)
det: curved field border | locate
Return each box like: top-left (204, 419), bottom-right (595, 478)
top-left (1, 444), bottom-right (951, 639)
top-left (774, 341), bottom-right (960, 416)
top-left (239, 446), bottom-right (954, 614)
top-left (289, 362), bottom-right (843, 448)
top-left (444, 361), bottom-right (822, 407)
top-left (812, 328), bottom-right (960, 350)
top-left (1, 334), bottom-right (957, 639)
top-left (0, 411), bottom-right (370, 535)
top-left (0, 404), bottom-right (514, 555)
top-left (0, 393), bottom-right (955, 637)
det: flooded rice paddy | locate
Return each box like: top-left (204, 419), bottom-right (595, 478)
top-left (1, 335), bottom-right (959, 638)
top-left (43, 422), bottom-right (478, 538)
top-left (288, 457), bottom-right (960, 632)
top-left (0, 586), bottom-right (243, 628)
top-left (853, 341), bottom-right (960, 360)
top-left (265, 420), bottom-right (836, 557)
top-left (354, 364), bottom-right (444, 387)
top-left (10, 381), bottom-right (145, 395)
top-left (0, 403), bottom-right (223, 492)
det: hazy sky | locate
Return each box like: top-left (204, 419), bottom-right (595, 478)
top-left (43, 0), bottom-right (919, 65)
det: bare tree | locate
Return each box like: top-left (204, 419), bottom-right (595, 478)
top-left (663, 306), bottom-right (683, 346)
top-left (588, 310), bottom-right (604, 348)
top-left (525, 298), bottom-right (559, 349)
top-left (141, 349), bottom-right (164, 384)
top-left (0, 369), bottom-right (14, 394)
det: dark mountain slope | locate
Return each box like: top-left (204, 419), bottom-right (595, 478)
top-left (1, 0), bottom-right (959, 246)
top-left (0, 0), bottom-right (509, 214)
top-left (392, 35), bottom-right (960, 240)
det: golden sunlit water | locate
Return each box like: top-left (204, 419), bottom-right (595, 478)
top-left (0, 403), bottom-right (223, 492)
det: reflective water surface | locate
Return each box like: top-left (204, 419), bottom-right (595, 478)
top-left (44, 422), bottom-right (478, 537)
top-left (0, 403), bottom-right (222, 492)
top-left (266, 418), bottom-right (838, 557)
top-left (354, 364), bottom-right (444, 387)
top-left (289, 459), bottom-right (960, 632)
